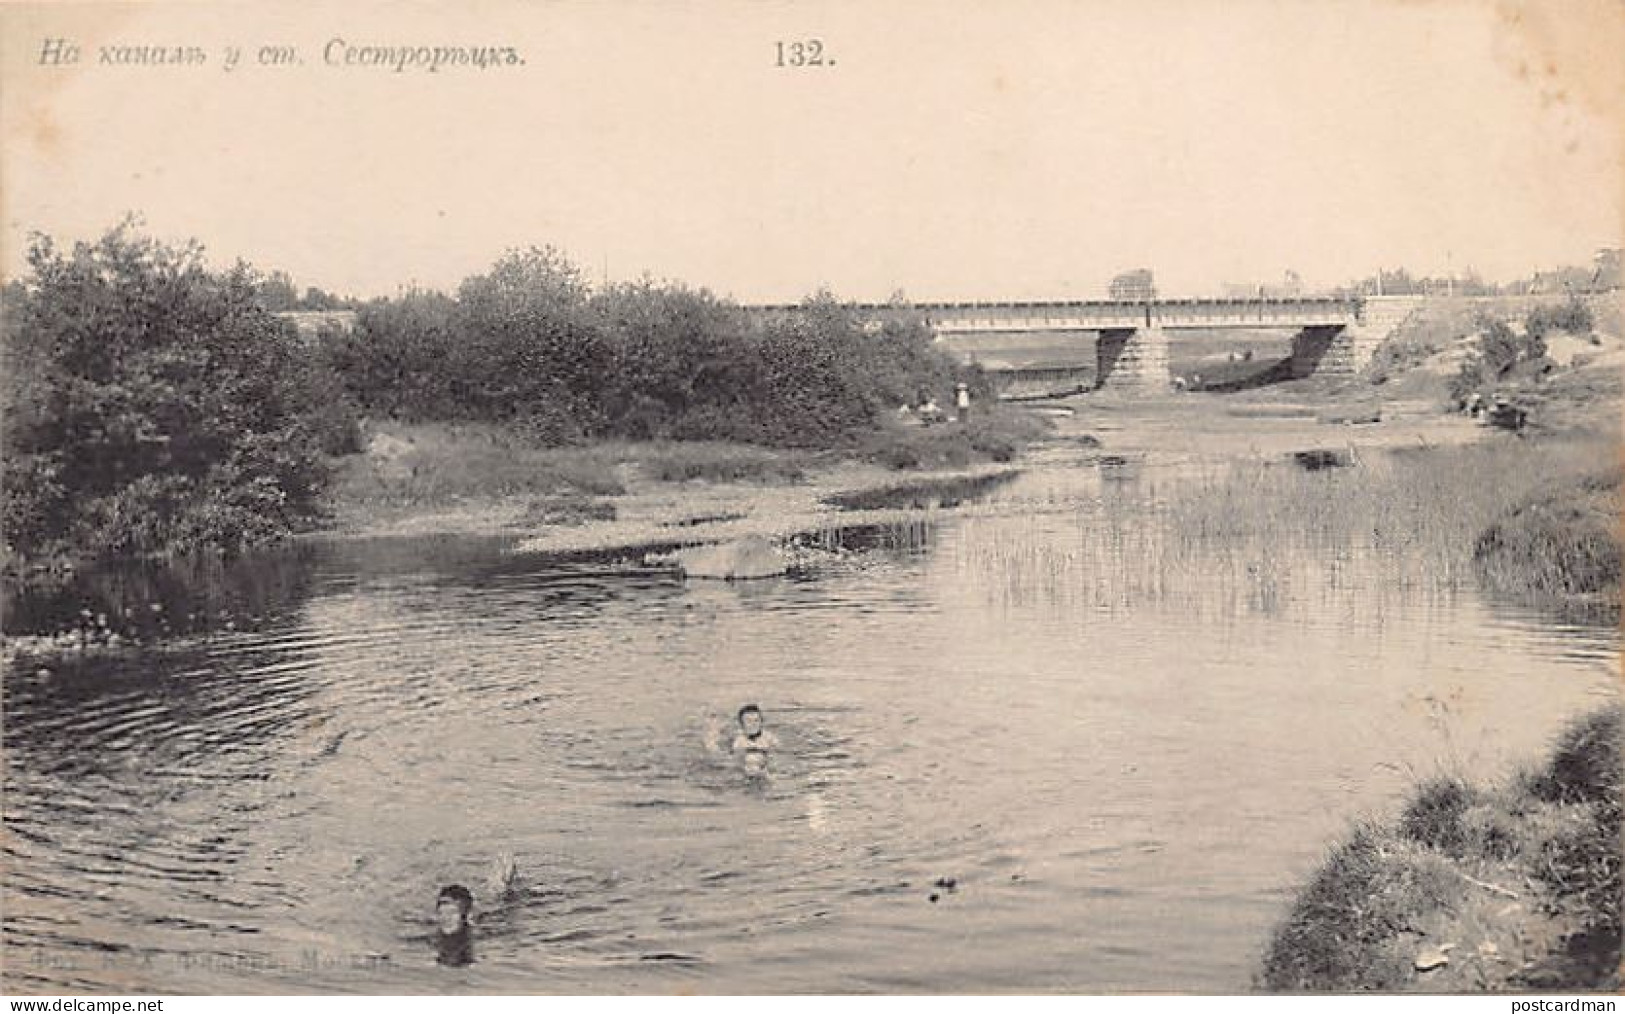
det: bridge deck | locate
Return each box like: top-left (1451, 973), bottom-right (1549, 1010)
top-left (746, 297), bottom-right (1363, 332)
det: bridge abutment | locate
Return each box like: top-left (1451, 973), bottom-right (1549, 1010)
top-left (1287, 296), bottom-right (1426, 377)
top-left (1095, 326), bottom-right (1170, 392)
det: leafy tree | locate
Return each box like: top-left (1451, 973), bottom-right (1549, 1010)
top-left (591, 280), bottom-right (756, 441)
top-left (2, 224), bottom-right (337, 575)
top-left (327, 289), bottom-right (462, 420)
top-left (255, 269), bottom-right (300, 311)
top-left (454, 247), bottom-right (611, 440)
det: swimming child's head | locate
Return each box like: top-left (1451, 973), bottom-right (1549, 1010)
top-left (737, 704), bottom-right (764, 739)
top-left (436, 884), bottom-right (473, 934)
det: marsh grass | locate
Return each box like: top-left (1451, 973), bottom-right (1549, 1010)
top-left (1260, 705), bottom-right (1622, 992)
top-left (953, 436), bottom-right (1616, 620)
top-left (1157, 436), bottom-right (1618, 604)
top-left (1473, 466), bottom-right (1622, 617)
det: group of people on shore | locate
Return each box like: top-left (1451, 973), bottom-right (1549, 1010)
top-left (898, 382), bottom-right (973, 425)
top-left (431, 704), bottom-right (777, 966)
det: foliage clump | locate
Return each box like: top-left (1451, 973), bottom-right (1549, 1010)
top-left (1448, 317), bottom-right (1550, 404)
top-left (324, 255), bottom-right (983, 449)
top-left (3, 224), bottom-right (353, 581)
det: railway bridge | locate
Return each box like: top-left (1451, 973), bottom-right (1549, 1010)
top-left (750, 296), bottom-right (1422, 391)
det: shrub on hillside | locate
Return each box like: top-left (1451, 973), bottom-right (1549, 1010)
top-left (1526, 299), bottom-right (1595, 342)
top-left (1448, 315), bottom-right (1553, 404)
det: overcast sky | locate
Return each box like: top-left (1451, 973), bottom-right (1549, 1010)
top-left (3, 0), bottom-right (1620, 301)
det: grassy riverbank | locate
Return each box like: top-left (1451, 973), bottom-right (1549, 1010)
top-left (5, 224), bottom-right (1040, 610)
top-left (1231, 426), bottom-right (1621, 990)
top-left (1260, 705), bottom-right (1622, 992)
top-left (321, 412), bottom-right (1046, 538)
top-left (1152, 432), bottom-right (1619, 608)
top-left (1472, 461), bottom-right (1622, 618)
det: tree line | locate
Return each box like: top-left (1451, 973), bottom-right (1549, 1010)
top-left (2, 225), bottom-right (981, 583)
top-left (323, 247), bottom-right (978, 446)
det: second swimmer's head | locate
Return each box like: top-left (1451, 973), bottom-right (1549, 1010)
top-left (436, 884), bottom-right (473, 934)
top-left (737, 704), bottom-right (764, 739)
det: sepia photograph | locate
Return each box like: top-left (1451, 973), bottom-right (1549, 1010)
top-left (2, 0), bottom-right (1622, 998)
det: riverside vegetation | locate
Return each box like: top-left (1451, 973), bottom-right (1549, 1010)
top-left (1245, 462), bottom-right (1622, 990)
top-left (1259, 705), bottom-right (1621, 992)
top-left (1, 224), bottom-right (1028, 618)
top-left (1145, 433), bottom-right (1620, 990)
top-left (1240, 297), bottom-right (1622, 991)
top-left (3, 224), bottom-right (1618, 990)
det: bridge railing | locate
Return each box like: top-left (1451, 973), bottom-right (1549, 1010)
top-left (742, 296), bottom-right (1366, 329)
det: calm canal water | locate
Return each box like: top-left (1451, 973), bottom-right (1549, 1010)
top-left (4, 446), bottom-right (1617, 993)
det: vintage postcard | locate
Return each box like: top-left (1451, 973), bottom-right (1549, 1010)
top-left (2, 0), bottom-right (1621, 997)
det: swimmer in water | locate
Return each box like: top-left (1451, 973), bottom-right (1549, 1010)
top-left (434, 884), bottom-right (475, 967)
top-left (731, 704), bottom-right (778, 775)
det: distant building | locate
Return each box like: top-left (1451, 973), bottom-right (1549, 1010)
top-left (276, 309), bottom-right (358, 344)
top-left (1594, 248), bottom-right (1622, 290)
top-left (1222, 270), bottom-right (1304, 299)
top-left (1108, 268), bottom-right (1156, 301)
top-left (1528, 267), bottom-right (1593, 295)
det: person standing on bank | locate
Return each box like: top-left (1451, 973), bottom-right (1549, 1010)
top-left (955, 382), bottom-right (971, 423)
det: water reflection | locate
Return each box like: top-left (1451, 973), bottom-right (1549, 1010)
top-left (3, 545), bottom-right (321, 641)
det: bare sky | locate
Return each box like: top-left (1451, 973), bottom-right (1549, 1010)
top-left (3, 0), bottom-right (1621, 301)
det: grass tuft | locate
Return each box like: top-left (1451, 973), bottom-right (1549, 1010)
top-left (1399, 777), bottom-right (1483, 857)
top-left (1530, 705), bottom-right (1623, 809)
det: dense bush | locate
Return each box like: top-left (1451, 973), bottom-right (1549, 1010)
top-left (593, 281), bottom-right (759, 442)
top-left (2, 225), bottom-right (347, 578)
top-left (1448, 316), bottom-right (1549, 404)
top-left (326, 258), bottom-right (982, 450)
top-left (1526, 298), bottom-right (1594, 342)
top-left (324, 289), bottom-right (465, 421)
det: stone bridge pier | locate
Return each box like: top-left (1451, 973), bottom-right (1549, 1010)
top-left (1096, 327), bottom-right (1171, 391)
top-left (1087, 296), bottom-right (1421, 391)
